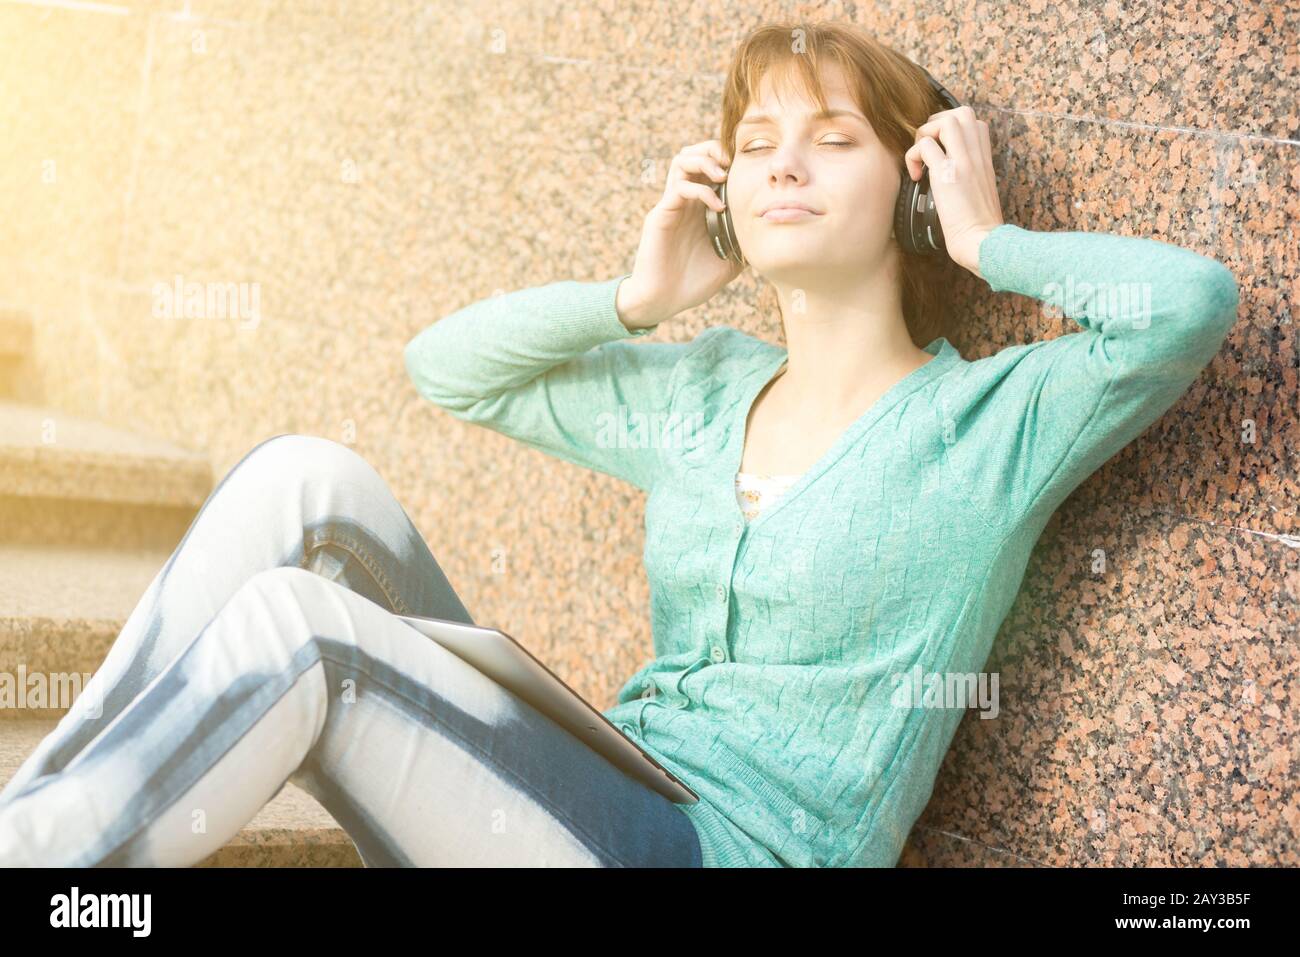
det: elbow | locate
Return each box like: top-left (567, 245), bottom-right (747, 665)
top-left (1173, 259), bottom-right (1240, 374)
top-left (403, 335), bottom-right (426, 391)
top-left (1195, 258), bottom-right (1240, 334)
top-left (1122, 258), bottom-right (1240, 385)
top-left (403, 333), bottom-right (478, 416)
top-left (404, 333), bottom-right (444, 403)
top-left (1161, 257), bottom-right (1240, 360)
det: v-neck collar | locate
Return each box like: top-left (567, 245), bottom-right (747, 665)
top-left (729, 336), bottom-right (962, 535)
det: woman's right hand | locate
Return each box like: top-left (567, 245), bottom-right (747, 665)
top-left (615, 139), bottom-right (746, 329)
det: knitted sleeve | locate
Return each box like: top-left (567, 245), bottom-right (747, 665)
top-left (952, 224), bottom-right (1240, 522)
top-left (404, 272), bottom-right (696, 494)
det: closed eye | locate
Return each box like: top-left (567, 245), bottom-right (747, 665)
top-left (742, 140), bottom-right (854, 153)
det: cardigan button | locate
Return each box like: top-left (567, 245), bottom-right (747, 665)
top-left (640, 684), bottom-right (657, 700)
top-left (709, 645), bottom-right (726, 663)
top-left (715, 584), bottom-right (727, 602)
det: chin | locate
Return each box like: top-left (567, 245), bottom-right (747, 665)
top-left (748, 246), bottom-right (834, 276)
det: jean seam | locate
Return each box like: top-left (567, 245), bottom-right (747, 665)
top-left (307, 530), bottom-right (413, 616)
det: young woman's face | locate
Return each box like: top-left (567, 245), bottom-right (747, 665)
top-left (728, 62), bottom-right (901, 282)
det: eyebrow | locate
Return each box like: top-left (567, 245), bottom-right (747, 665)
top-left (737, 108), bottom-right (867, 128)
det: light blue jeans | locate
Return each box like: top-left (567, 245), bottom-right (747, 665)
top-left (0, 434), bottom-right (703, 867)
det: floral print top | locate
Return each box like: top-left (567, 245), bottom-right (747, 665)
top-left (734, 470), bottom-right (804, 523)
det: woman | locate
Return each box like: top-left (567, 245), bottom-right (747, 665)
top-left (0, 21), bottom-right (1237, 868)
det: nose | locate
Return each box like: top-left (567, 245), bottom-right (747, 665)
top-left (766, 150), bottom-right (808, 190)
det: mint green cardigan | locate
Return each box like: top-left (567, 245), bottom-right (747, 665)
top-left (403, 224), bottom-right (1239, 867)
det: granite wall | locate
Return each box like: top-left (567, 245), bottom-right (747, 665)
top-left (1, 0), bottom-right (1294, 865)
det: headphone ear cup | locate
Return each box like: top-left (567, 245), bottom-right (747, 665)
top-left (893, 166), bottom-right (916, 254)
top-left (718, 178), bottom-right (745, 266)
top-left (895, 165), bottom-right (949, 259)
top-left (707, 179), bottom-right (741, 265)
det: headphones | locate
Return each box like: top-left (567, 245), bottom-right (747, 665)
top-left (706, 63), bottom-right (962, 267)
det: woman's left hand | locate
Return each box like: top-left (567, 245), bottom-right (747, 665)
top-left (904, 105), bottom-right (1006, 279)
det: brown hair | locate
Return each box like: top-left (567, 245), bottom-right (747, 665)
top-left (718, 20), bottom-right (957, 347)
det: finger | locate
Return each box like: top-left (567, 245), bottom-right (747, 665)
top-left (662, 178), bottom-right (726, 213)
top-left (923, 104), bottom-right (979, 131)
top-left (916, 106), bottom-right (980, 161)
top-left (904, 134), bottom-right (945, 181)
top-left (925, 104), bottom-right (977, 122)
top-left (678, 140), bottom-right (730, 167)
top-left (669, 150), bottom-right (729, 185)
top-left (914, 110), bottom-right (973, 169)
top-left (704, 140), bottom-right (731, 166)
top-left (953, 106), bottom-right (980, 163)
top-left (904, 135), bottom-right (950, 183)
top-left (976, 119), bottom-right (991, 168)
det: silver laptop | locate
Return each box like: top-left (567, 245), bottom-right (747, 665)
top-left (395, 613), bottom-right (698, 805)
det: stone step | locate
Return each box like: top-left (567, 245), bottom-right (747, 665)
top-left (0, 328), bottom-right (355, 865)
top-left (0, 398), bottom-right (212, 510)
top-left (0, 542), bottom-right (173, 717)
top-left (0, 398), bottom-right (209, 550)
top-left (0, 493), bottom-right (198, 551)
top-left (0, 718), bottom-right (361, 866)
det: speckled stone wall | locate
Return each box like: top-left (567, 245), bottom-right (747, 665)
top-left (1, 1), bottom-right (1294, 866)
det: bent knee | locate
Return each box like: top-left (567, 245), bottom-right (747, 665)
top-left (233, 433), bottom-right (383, 489)
top-left (223, 565), bottom-right (341, 659)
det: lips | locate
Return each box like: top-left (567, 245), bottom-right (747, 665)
top-left (758, 202), bottom-right (822, 218)
top-left (760, 206), bottom-right (821, 222)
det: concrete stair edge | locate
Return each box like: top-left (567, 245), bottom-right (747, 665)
top-left (0, 398), bottom-right (213, 508)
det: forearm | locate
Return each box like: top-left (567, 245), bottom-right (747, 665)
top-left (977, 224), bottom-right (1239, 372)
top-left (404, 274), bottom-right (652, 410)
